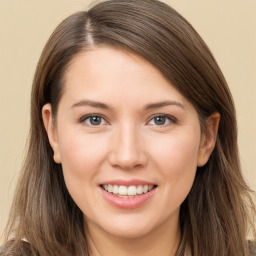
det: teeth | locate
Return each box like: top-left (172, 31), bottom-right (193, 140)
top-left (148, 185), bottom-right (154, 191)
top-left (102, 184), bottom-right (155, 196)
top-left (137, 185), bottom-right (143, 195)
top-left (119, 185), bottom-right (127, 195)
top-left (113, 185), bottom-right (119, 194)
top-left (127, 186), bottom-right (136, 196)
top-left (143, 185), bottom-right (148, 193)
top-left (107, 185), bottom-right (113, 193)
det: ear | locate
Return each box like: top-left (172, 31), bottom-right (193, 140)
top-left (42, 104), bottom-right (61, 163)
top-left (197, 112), bottom-right (220, 167)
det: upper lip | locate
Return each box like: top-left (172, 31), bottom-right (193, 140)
top-left (100, 179), bottom-right (156, 186)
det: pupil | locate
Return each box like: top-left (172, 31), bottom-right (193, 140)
top-left (154, 116), bottom-right (165, 125)
top-left (90, 116), bottom-right (101, 125)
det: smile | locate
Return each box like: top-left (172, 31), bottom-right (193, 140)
top-left (101, 184), bottom-right (156, 197)
top-left (99, 183), bottom-right (157, 209)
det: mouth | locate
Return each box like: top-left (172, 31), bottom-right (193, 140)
top-left (100, 184), bottom-right (158, 198)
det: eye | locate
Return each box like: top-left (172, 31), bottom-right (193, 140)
top-left (148, 115), bottom-right (176, 126)
top-left (81, 115), bottom-right (107, 126)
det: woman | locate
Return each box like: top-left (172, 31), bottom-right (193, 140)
top-left (1, 0), bottom-right (255, 255)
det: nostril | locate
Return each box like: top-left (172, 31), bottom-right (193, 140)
top-left (108, 151), bottom-right (148, 170)
top-left (107, 131), bottom-right (147, 170)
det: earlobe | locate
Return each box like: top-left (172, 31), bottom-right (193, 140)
top-left (42, 104), bottom-right (62, 164)
top-left (197, 112), bottom-right (220, 167)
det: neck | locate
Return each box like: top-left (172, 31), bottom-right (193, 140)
top-left (85, 216), bottom-right (181, 256)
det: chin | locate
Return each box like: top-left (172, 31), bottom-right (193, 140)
top-left (85, 211), bottom-right (159, 239)
top-left (88, 210), bottom-right (176, 240)
top-left (104, 221), bottom-right (156, 239)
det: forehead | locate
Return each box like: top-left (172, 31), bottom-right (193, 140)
top-left (61, 47), bottom-right (191, 109)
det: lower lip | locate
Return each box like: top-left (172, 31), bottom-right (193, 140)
top-left (100, 186), bottom-right (157, 209)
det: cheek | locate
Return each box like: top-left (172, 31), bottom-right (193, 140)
top-left (149, 132), bottom-right (200, 194)
top-left (57, 131), bottom-right (109, 186)
top-left (57, 132), bottom-right (110, 214)
top-left (151, 131), bottom-right (200, 166)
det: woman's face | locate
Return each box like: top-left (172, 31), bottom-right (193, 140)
top-left (43, 47), bottom-right (215, 239)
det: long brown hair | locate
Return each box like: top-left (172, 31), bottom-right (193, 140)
top-left (1, 0), bottom-right (255, 255)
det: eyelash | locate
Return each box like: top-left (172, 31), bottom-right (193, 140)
top-left (79, 114), bottom-right (108, 127)
top-left (79, 114), bottom-right (177, 127)
top-left (147, 114), bottom-right (177, 126)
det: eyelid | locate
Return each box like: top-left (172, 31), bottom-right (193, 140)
top-left (146, 114), bottom-right (177, 126)
top-left (79, 113), bottom-right (109, 126)
top-left (78, 113), bottom-right (177, 126)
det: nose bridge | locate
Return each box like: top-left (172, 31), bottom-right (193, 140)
top-left (109, 120), bottom-right (146, 169)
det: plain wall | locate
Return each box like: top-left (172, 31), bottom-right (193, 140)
top-left (0, 0), bottom-right (255, 235)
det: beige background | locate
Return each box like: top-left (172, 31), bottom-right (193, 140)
top-left (0, 0), bottom-right (255, 235)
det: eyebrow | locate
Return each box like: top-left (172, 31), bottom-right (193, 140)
top-left (71, 100), bottom-right (111, 109)
top-left (144, 101), bottom-right (185, 110)
top-left (71, 99), bottom-right (185, 111)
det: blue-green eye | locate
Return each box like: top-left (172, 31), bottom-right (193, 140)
top-left (148, 115), bottom-right (175, 126)
top-left (83, 115), bottom-right (107, 126)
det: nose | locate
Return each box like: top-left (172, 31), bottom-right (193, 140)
top-left (108, 123), bottom-right (147, 170)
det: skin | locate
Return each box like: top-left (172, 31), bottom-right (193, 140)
top-left (42, 47), bottom-right (219, 256)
